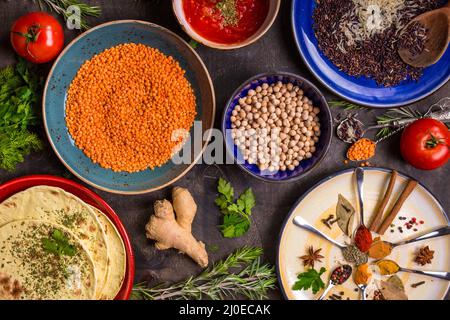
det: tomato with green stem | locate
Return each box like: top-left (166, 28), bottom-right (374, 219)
top-left (400, 118), bottom-right (449, 170)
top-left (10, 12), bottom-right (64, 64)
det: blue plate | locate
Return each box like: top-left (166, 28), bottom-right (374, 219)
top-left (43, 21), bottom-right (215, 194)
top-left (222, 72), bottom-right (332, 182)
top-left (292, 0), bottom-right (450, 108)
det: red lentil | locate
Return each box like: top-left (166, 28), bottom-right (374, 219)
top-left (66, 43), bottom-right (196, 172)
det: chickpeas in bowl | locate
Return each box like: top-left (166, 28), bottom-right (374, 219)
top-left (222, 73), bottom-right (332, 182)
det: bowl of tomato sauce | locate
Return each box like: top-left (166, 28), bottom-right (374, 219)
top-left (173, 0), bottom-right (280, 50)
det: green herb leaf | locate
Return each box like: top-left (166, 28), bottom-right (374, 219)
top-left (220, 213), bottom-right (250, 238)
top-left (237, 188), bottom-right (255, 215)
top-left (217, 177), bottom-right (234, 202)
top-left (0, 59), bottom-right (42, 171)
top-left (33, 0), bottom-right (101, 31)
top-left (42, 229), bottom-right (77, 257)
top-left (215, 179), bottom-right (255, 238)
top-left (292, 267), bottom-right (326, 294)
top-left (188, 39), bottom-right (199, 49)
top-left (206, 244), bottom-right (220, 253)
top-left (132, 246), bottom-right (277, 300)
top-left (328, 100), bottom-right (367, 110)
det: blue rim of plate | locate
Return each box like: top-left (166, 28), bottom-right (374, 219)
top-left (43, 20), bottom-right (215, 194)
top-left (291, 0), bottom-right (450, 108)
top-left (276, 166), bottom-right (450, 300)
top-left (222, 72), bottom-right (333, 183)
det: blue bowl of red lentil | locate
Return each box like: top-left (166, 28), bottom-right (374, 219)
top-left (222, 72), bottom-right (333, 182)
top-left (291, 0), bottom-right (450, 108)
top-left (43, 20), bottom-right (215, 194)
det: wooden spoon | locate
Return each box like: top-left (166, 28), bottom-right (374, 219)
top-left (398, 2), bottom-right (450, 68)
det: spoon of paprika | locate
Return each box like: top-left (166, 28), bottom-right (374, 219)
top-left (354, 168), bottom-right (373, 253)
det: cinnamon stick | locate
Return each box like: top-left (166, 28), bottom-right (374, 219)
top-left (369, 170), bottom-right (398, 232)
top-left (377, 179), bottom-right (418, 235)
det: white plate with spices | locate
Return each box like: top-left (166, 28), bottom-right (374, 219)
top-left (277, 167), bottom-right (450, 300)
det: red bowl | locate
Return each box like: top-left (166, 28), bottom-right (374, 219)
top-left (0, 175), bottom-right (135, 300)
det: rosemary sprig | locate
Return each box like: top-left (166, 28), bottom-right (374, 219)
top-left (376, 107), bottom-right (422, 138)
top-left (131, 247), bottom-right (277, 300)
top-left (32, 0), bottom-right (101, 30)
top-left (328, 100), bottom-right (368, 110)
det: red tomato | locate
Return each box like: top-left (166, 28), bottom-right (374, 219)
top-left (400, 118), bottom-right (449, 170)
top-left (10, 12), bottom-right (64, 64)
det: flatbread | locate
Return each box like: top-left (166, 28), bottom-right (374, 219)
top-left (0, 220), bottom-right (96, 300)
top-left (0, 186), bottom-right (108, 298)
top-left (91, 206), bottom-right (126, 299)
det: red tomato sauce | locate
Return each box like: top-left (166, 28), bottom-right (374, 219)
top-left (183, 0), bottom-right (270, 44)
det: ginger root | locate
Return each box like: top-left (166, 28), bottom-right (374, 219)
top-left (145, 187), bottom-right (208, 267)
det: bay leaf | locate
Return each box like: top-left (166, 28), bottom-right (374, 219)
top-left (377, 280), bottom-right (408, 300)
top-left (336, 194), bottom-right (355, 236)
top-left (387, 275), bottom-right (405, 292)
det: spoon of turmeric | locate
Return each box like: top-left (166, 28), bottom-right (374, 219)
top-left (376, 260), bottom-right (450, 280)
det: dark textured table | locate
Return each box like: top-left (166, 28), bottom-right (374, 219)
top-left (0, 0), bottom-right (449, 299)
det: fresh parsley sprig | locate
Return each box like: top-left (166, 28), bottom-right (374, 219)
top-left (215, 178), bottom-right (256, 238)
top-left (42, 229), bottom-right (77, 257)
top-left (0, 59), bottom-right (43, 171)
top-left (292, 267), bottom-right (326, 294)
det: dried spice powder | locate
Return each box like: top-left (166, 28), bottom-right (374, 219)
top-left (312, 0), bottom-right (441, 86)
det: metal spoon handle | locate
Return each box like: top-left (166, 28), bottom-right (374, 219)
top-left (393, 226), bottom-right (450, 247)
top-left (399, 268), bottom-right (450, 281)
top-left (293, 216), bottom-right (346, 249)
top-left (360, 286), bottom-right (367, 301)
top-left (355, 168), bottom-right (365, 224)
top-left (318, 282), bottom-right (334, 300)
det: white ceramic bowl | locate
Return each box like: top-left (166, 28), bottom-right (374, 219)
top-left (172, 0), bottom-right (281, 50)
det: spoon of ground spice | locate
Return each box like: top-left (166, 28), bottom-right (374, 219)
top-left (368, 226), bottom-right (450, 259)
top-left (353, 168), bottom-right (373, 253)
top-left (376, 260), bottom-right (450, 280)
top-left (398, 2), bottom-right (450, 68)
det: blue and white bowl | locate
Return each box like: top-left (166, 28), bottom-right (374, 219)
top-left (222, 72), bottom-right (332, 182)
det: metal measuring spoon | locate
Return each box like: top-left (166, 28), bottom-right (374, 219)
top-left (292, 215), bottom-right (346, 249)
top-left (353, 168), bottom-right (373, 253)
top-left (336, 114), bottom-right (413, 144)
top-left (356, 283), bottom-right (368, 301)
top-left (337, 107), bottom-right (450, 144)
top-left (387, 225), bottom-right (450, 249)
top-left (318, 265), bottom-right (352, 300)
top-left (377, 260), bottom-right (450, 281)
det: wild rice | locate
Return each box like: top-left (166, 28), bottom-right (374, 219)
top-left (312, 0), bottom-right (441, 86)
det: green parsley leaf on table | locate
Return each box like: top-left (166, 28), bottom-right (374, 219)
top-left (292, 267), bottom-right (327, 294)
top-left (0, 59), bottom-right (43, 171)
top-left (215, 178), bottom-right (256, 238)
top-left (42, 229), bottom-right (77, 257)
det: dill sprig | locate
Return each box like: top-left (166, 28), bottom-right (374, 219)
top-left (33, 0), bottom-right (101, 30)
top-left (0, 59), bottom-right (43, 171)
top-left (131, 247), bottom-right (277, 300)
top-left (328, 100), bottom-right (368, 110)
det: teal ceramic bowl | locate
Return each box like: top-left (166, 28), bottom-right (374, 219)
top-left (43, 21), bottom-right (215, 194)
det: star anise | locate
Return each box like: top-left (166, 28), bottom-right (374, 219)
top-left (300, 246), bottom-right (324, 268)
top-left (414, 246), bottom-right (434, 266)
